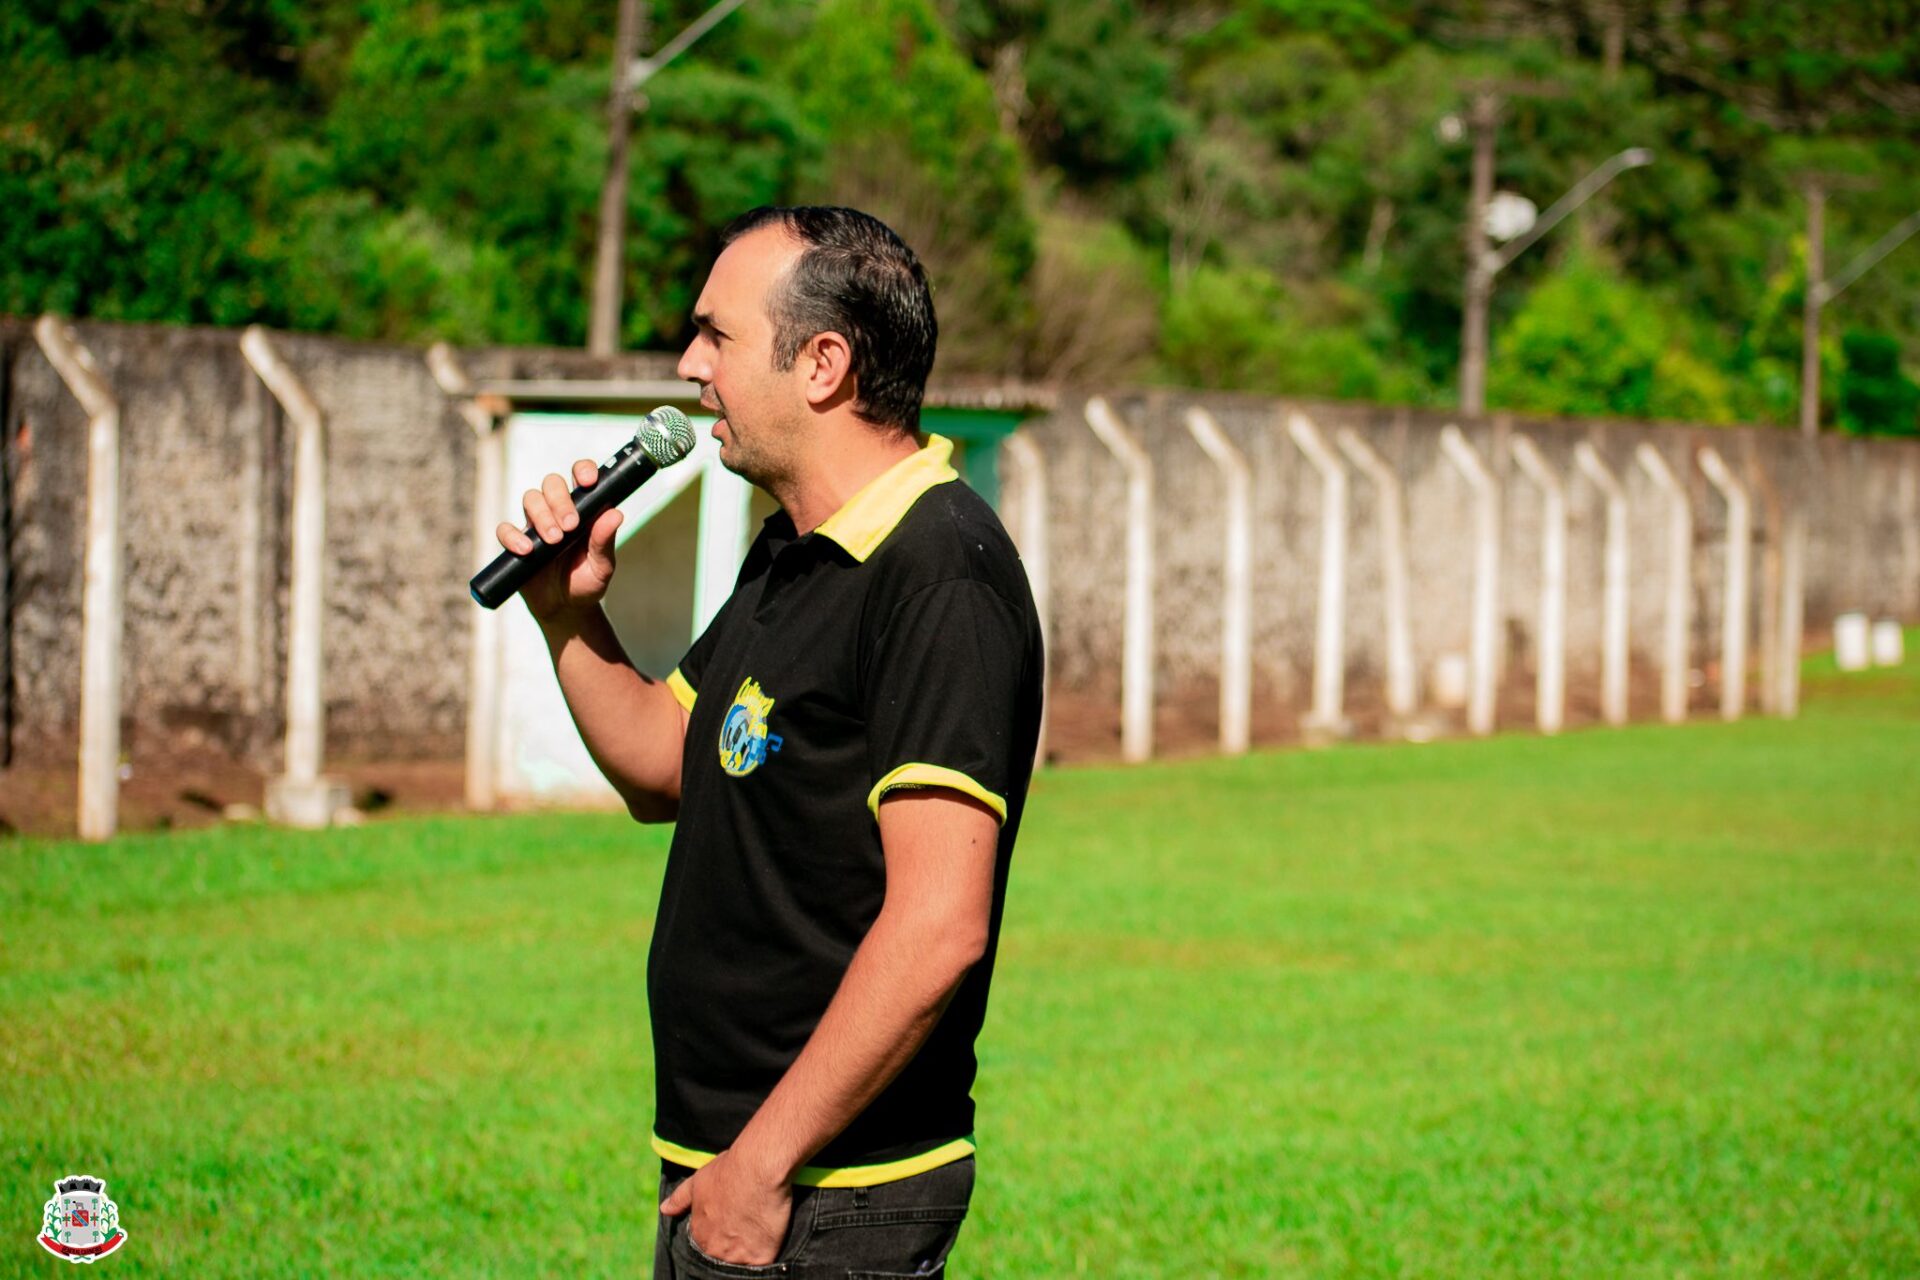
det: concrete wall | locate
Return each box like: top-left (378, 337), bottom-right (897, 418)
top-left (6, 317), bottom-right (1918, 770)
top-left (1006, 389), bottom-right (1920, 737)
top-left (0, 317), bottom-right (679, 765)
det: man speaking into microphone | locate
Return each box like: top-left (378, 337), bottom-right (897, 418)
top-left (496, 206), bottom-right (1043, 1278)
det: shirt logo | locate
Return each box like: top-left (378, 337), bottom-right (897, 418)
top-left (718, 677), bottom-right (783, 777)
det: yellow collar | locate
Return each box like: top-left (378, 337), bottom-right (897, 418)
top-left (812, 434), bottom-right (958, 562)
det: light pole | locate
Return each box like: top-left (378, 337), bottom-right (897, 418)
top-left (589, 0), bottom-right (752, 356)
top-left (1798, 190), bottom-right (1920, 436)
top-left (1458, 131), bottom-right (1654, 416)
top-left (1458, 91), bottom-right (1499, 420)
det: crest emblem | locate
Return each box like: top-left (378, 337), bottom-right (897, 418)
top-left (718, 677), bottom-right (782, 777)
top-left (39, 1175), bottom-right (126, 1263)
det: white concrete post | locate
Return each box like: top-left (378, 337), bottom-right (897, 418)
top-left (1335, 428), bottom-right (1417, 721)
top-left (1509, 435), bottom-right (1567, 735)
top-left (1698, 446), bottom-right (1751, 720)
top-left (428, 343), bottom-right (504, 811)
top-left (1001, 431), bottom-right (1051, 766)
top-left (1184, 407), bottom-right (1253, 754)
top-left (242, 327), bottom-right (350, 828)
top-left (1573, 442), bottom-right (1630, 726)
top-left (1084, 398), bottom-right (1154, 762)
top-left (1440, 425), bottom-right (1500, 736)
top-left (1778, 504), bottom-right (1805, 718)
top-left (1288, 412), bottom-right (1348, 736)
top-left (1636, 443), bottom-right (1692, 724)
top-left (1750, 466), bottom-right (1781, 716)
top-left (693, 458), bottom-right (753, 633)
top-left (1901, 455), bottom-right (1920, 618)
top-left (33, 317), bottom-right (122, 840)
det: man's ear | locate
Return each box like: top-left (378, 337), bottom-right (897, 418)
top-left (801, 331), bottom-right (854, 407)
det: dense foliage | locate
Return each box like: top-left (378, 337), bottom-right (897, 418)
top-left (3, 0), bottom-right (1917, 431)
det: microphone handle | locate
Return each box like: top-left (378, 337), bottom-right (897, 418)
top-left (469, 437), bottom-right (662, 610)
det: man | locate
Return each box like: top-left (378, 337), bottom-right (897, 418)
top-left (497, 205), bottom-right (1043, 1277)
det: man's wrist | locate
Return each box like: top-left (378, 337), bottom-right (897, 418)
top-left (728, 1125), bottom-right (806, 1186)
top-left (533, 600), bottom-right (603, 640)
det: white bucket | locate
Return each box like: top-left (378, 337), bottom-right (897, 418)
top-left (1871, 619), bottom-right (1905, 667)
top-left (1431, 653), bottom-right (1471, 709)
top-left (1834, 612), bottom-right (1871, 671)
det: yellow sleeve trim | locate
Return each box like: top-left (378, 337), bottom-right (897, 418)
top-left (866, 763), bottom-right (1008, 824)
top-left (666, 668), bottom-right (697, 714)
top-left (651, 1133), bottom-right (976, 1187)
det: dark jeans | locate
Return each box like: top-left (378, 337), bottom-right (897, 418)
top-left (652, 1156), bottom-right (975, 1279)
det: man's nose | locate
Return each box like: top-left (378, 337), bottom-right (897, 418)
top-left (676, 340), bottom-right (708, 384)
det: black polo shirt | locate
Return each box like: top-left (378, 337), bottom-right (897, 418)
top-left (647, 434), bottom-right (1043, 1187)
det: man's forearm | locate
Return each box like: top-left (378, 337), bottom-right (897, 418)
top-left (728, 903), bottom-right (983, 1182)
top-left (538, 604), bottom-right (685, 821)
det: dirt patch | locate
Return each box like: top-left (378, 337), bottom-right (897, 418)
top-left (0, 641), bottom-right (1816, 839)
top-left (1040, 654), bottom-right (1738, 765)
top-left (0, 744), bottom-right (466, 840)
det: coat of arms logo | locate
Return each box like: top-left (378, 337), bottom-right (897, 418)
top-left (39, 1176), bottom-right (126, 1263)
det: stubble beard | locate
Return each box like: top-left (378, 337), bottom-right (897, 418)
top-left (713, 392), bottom-right (799, 495)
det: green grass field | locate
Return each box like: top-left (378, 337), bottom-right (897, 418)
top-left (4, 638), bottom-right (1917, 1278)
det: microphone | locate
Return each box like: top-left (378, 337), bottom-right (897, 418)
top-left (469, 406), bottom-right (698, 610)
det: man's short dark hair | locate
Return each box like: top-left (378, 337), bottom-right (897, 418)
top-left (721, 206), bottom-right (937, 433)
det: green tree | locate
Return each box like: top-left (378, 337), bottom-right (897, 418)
top-left (947, 0), bottom-right (1185, 188)
top-left (1026, 209), bottom-right (1162, 384)
top-left (1161, 264), bottom-right (1423, 402)
top-left (786, 0), bottom-right (1034, 372)
top-left (5, 0), bottom-right (1919, 407)
top-left (1487, 251), bottom-right (1737, 422)
top-left (0, 3), bottom-right (287, 325)
top-left (259, 2), bottom-right (819, 347)
top-left (1839, 331), bottom-right (1920, 436)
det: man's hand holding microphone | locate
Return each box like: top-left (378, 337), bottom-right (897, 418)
top-left (468, 407), bottom-right (699, 823)
top-left (470, 406), bottom-right (695, 616)
top-left (496, 456), bottom-right (625, 622)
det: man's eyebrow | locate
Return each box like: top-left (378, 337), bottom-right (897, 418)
top-left (693, 310), bottom-right (727, 335)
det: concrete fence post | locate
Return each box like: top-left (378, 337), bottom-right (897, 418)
top-left (1084, 398), bottom-right (1154, 763)
top-left (1440, 425), bottom-right (1500, 736)
top-left (1288, 412), bottom-right (1348, 738)
top-left (1698, 446), bottom-right (1751, 721)
top-left (693, 457), bottom-right (754, 634)
top-left (1335, 427), bottom-right (1417, 723)
top-left (242, 327), bottom-right (350, 828)
top-left (1184, 407), bottom-right (1253, 754)
top-left (1509, 435), bottom-right (1567, 735)
top-left (1904, 455), bottom-right (1920, 617)
top-left (1573, 441), bottom-right (1630, 726)
top-left (33, 316), bottom-right (122, 840)
top-left (1752, 460), bottom-right (1787, 716)
top-left (1770, 508), bottom-right (1803, 708)
top-left (1635, 443), bottom-right (1692, 724)
top-left (1000, 431), bottom-right (1051, 767)
top-left (428, 342), bottom-right (505, 811)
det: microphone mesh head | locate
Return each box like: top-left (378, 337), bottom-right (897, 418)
top-left (638, 406), bottom-right (696, 465)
